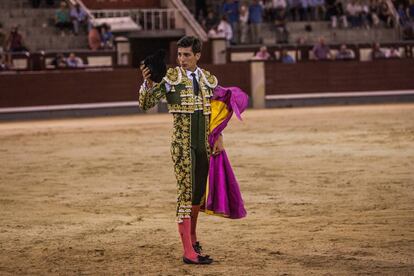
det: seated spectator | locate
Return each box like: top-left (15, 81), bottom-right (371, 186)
top-left (50, 53), bottom-right (67, 68)
top-left (100, 24), bottom-right (114, 49)
top-left (387, 47), bottom-right (401, 58)
top-left (55, 1), bottom-right (73, 36)
top-left (280, 49), bottom-right (296, 63)
top-left (217, 15), bottom-right (233, 44)
top-left (312, 37), bottom-right (332, 60)
top-left (371, 42), bottom-right (386, 59)
top-left (208, 24), bottom-right (226, 38)
top-left (70, 3), bottom-right (88, 35)
top-left (253, 45), bottom-right (272, 60)
top-left (66, 52), bottom-right (84, 68)
top-left (88, 25), bottom-right (101, 51)
top-left (5, 26), bottom-right (29, 52)
top-left (335, 44), bottom-right (355, 59)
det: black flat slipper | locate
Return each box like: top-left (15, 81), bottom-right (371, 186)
top-left (183, 255), bottom-right (213, 265)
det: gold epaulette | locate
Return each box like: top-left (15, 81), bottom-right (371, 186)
top-left (200, 69), bottom-right (218, 89)
top-left (163, 67), bottom-right (182, 85)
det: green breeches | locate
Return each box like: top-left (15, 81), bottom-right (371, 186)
top-left (190, 110), bottom-right (209, 206)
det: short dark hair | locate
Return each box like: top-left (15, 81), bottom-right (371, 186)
top-left (177, 36), bottom-right (202, 54)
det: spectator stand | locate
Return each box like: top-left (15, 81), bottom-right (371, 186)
top-left (195, 0), bottom-right (404, 45)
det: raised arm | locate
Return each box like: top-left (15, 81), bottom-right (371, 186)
top-left (138, 64), bottom-right (167, 111)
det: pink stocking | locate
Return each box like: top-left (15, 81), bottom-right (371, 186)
top-left (178, 218), bottom-right (198, 260)
top-left (191, 205), bottom-right (200, 245)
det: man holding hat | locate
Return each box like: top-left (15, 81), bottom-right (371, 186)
top-left (138, 36), bottom-right (223, 265)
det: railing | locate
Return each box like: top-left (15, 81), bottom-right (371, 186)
top-left (170, 0), bottom-right (207, 41)
top-left (90, 9), bottom-right (177, 31)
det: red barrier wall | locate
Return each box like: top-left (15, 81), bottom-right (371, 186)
top-left (1, 60), bottom-right (413, 109)
top-left (265, 59), bottom-right (414, 95)
top-left (0, 64), bottom-right (251, 108)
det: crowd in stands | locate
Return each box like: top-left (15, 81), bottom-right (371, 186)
top-left (0, 0), bottom-right (116, 71)
top-left (247, 35), bottom-right (403, 63)
top-left (310, 37), bottom-right (403, 59)
top-left (54, 1), bottom-right (114, 48)
top-left (49, 52), bottom-right (84, 68)
top-left (197, 0), bottom-right (414, 44)
top-left (2, 1), bottom-right (114, 52)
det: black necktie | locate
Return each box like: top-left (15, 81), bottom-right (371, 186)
top-left (191, 72), bottom-right (199, 96)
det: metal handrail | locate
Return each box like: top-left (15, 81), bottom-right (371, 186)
top-left (170, 0), bottom-right (207, 41)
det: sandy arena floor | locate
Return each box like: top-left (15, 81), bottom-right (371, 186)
top-left (0, 104), bottom-right (413, 275)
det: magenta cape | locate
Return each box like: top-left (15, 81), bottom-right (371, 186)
top-left (201, 85), bottom-right (248, 219)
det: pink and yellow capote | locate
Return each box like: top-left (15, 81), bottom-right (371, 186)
top-left (201, 85), bottom-right (248, 219)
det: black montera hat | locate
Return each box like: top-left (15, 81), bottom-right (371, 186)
top-left (142, 50), bottom-right (167, 83)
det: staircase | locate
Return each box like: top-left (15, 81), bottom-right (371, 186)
top-left (0, 0), bottom-right (88, 51)
top-left (262, 21), bottom-right (400, 45)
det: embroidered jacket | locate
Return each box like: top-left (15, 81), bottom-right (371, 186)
top-left (138, 66), bottom-right (218, 115)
